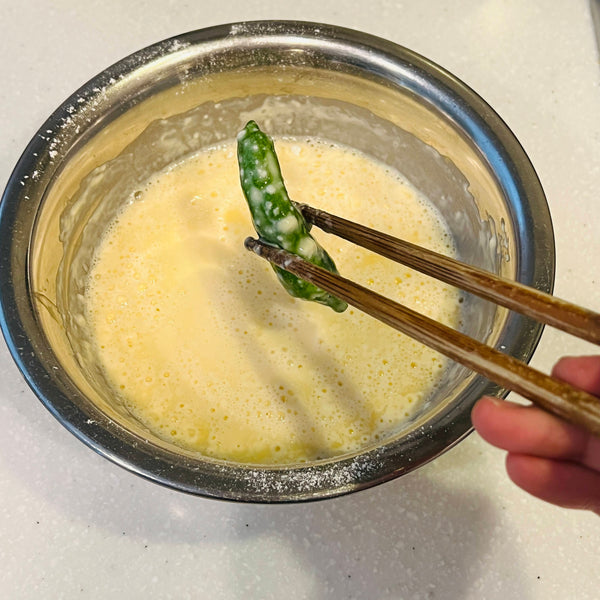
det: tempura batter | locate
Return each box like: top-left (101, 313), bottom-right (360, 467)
top-left (84, 139), bottom-right (461, 464)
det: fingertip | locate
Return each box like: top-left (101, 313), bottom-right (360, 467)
top-left (505, 453), bottom-right (600, 514)
top-left (505, 453), bottom-right (544, 491)
top-left (471, 396), bottom-right (503, 428)
top-left (471, 396), bottom-right (522, 451)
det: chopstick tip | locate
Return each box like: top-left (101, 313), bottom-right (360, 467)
top-left (244, 236), bottom-right (259, 252)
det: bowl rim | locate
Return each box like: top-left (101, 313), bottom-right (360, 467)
top-left (0, 20), bottom-right (555, 502)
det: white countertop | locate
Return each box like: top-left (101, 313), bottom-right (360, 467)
top-left (1, 1), bottom-right (599, 598)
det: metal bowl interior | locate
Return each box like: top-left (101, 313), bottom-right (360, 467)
top-left (0, 21), bottom-right (554, 502)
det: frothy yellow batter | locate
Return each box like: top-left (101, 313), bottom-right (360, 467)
top-left (84, 139), bottom-right (461, 464)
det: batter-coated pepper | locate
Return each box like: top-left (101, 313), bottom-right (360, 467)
top-left (237, 120), bottom-right (347, 313)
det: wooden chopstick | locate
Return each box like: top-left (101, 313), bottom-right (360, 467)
top-left (296, 203), bottom-right (600, 345)
top-left (244, 229), bottom-right (600, 436)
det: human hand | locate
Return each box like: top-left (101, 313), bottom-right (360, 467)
top-left (471, 355), bottom-right (600, 514)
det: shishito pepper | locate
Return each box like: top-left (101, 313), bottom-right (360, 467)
top-left (237, 120), bottom-right (347, 313)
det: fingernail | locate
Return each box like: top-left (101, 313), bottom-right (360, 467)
top-left (484, 396), bottom-right (504, 407)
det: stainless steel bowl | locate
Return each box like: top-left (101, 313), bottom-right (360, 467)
top-left (0, 21), bottom-right (554, 502)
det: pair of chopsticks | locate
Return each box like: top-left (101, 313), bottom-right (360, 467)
top-left (244, 203), bottom-right (600, 436)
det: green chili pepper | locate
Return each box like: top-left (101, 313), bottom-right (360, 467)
top-left (237, 120), bottom-right (347, 313)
